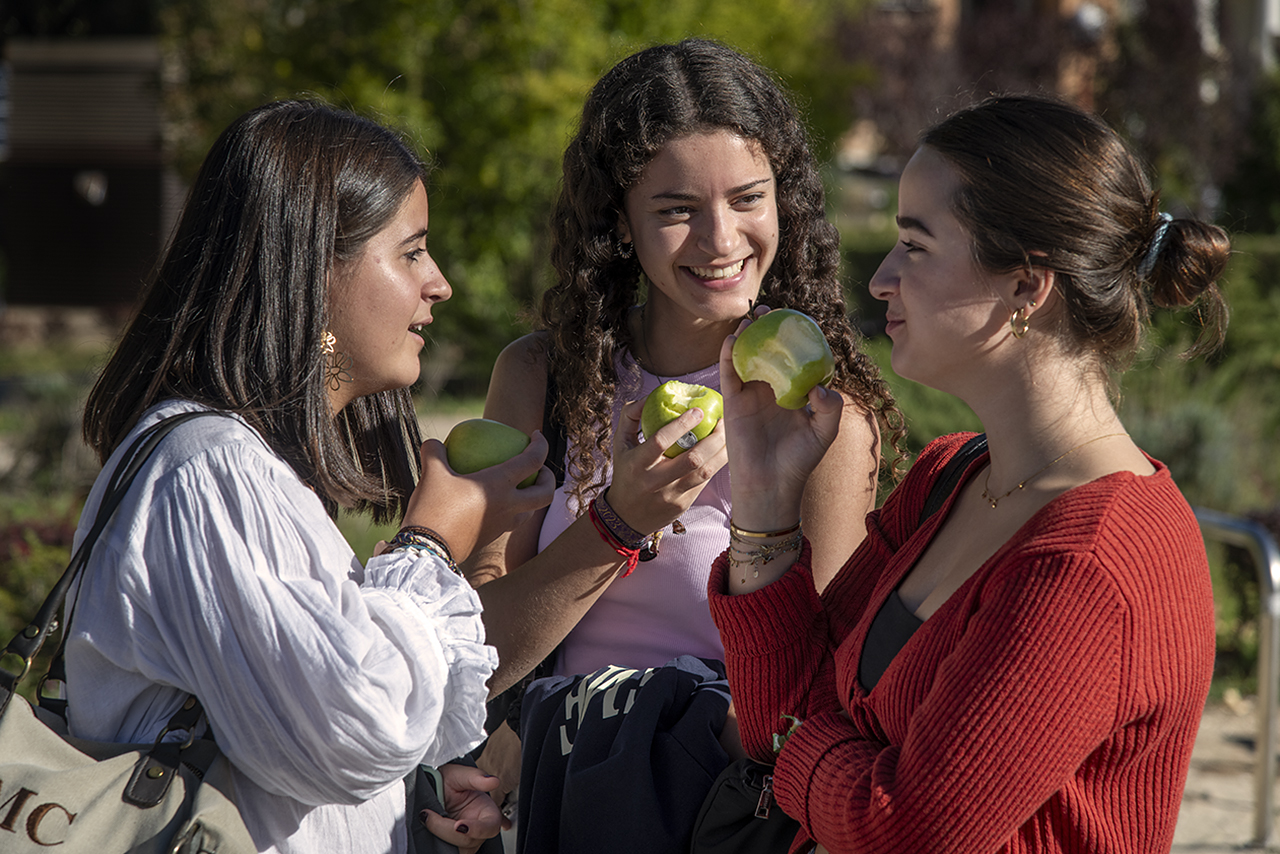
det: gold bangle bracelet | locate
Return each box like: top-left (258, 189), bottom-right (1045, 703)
top-left (729, 519), bottom-right (801, 540)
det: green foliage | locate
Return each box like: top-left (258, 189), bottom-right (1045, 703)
top-left (1222, 68), bottom-right (1280, 234)
top-left (1118, 234), bottom-right (1280, 514)
top-left (159, 0), bottom-right (866, 394)
top-left (0, 514), bottom-right (76, 637)
top-left (0, 494), bottom-right (81, 703)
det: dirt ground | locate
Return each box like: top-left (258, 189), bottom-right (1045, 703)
top-left (1175, 696), bottom-right (1278, 852)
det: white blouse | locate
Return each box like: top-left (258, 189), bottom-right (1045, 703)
top-left (64, 400), bottom-right (496, 854)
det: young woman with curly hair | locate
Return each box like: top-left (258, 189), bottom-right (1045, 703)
top-left (466, 42), bottom-right (901, 816)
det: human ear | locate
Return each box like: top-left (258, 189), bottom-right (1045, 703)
top-left (616, 214), bottom-right (632, 244)
top-left (1013, 261), bottom-right (1055, 314)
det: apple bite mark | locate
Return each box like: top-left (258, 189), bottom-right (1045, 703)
top-left (640, 380), bottom-right (725, 457)
top-left (731, 309), bottom-right (835, 409)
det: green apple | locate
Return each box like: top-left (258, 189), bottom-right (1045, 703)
top-left (444, 418), bottom-right (537, 487)
top-left (731, 308), bottom-right (835, 409)
top-left (640, 380), bottom-right (724, 458)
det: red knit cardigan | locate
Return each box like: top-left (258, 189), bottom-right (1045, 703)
top-left (709, 432), bottom-right (1214, 854)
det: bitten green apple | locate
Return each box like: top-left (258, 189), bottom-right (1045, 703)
top-left (731, 308), bottom-right (835, 409)
top-left (640, 380), bottom-right (724, 458)
top-left (443, 418), bottom-right (537, 487)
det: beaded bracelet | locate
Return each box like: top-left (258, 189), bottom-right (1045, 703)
top-left (386, 526), bottom-right (462, 576)
top-left (397, 525), bottom-right (457, 563)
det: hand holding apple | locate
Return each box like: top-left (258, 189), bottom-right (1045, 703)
top-left (718, 314), bottom-right (843, 535)
top-left (597, 397), bottom-right (728, 540)
top-left (399, 428), bottom-right (553, 564)
top-left (640, 381), bottom-right (724, 457)
top-left (731, 308), bottom-right (834, 409)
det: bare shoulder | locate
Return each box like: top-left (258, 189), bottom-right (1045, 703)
top-left (483, 332), bottom-right (550, 435)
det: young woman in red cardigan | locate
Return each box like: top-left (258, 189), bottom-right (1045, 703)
top-left (710, 94), bottom-right (1230, 854)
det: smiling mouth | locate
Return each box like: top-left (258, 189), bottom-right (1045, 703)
top-left (688, 259), bottom-right (746, 280)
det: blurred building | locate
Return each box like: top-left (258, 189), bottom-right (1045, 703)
top-left (0, 37), bottom-right (180, 313)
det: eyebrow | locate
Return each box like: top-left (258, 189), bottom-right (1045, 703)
top-left (895, 215), bottom-right (934, 237)
top-left (399, 229), bottom-right (428, 247)
top-left (649, 176), bottom-right (773, 203)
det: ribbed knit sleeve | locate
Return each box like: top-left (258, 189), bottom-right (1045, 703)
top-left (709, 540), bottom-right (831, 763)
top-left (708, 434), bottom-right (971, 762)
top-left (710, 433), bottom-right (1215, 854)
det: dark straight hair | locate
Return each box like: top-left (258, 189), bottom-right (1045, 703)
top-left (83, 100), bottom-right (428, 522)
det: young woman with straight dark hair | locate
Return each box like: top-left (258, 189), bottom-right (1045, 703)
top-left (70, 99), bottom-right (554, 854)
top-left (712, 94), bottom-right (1229, 853)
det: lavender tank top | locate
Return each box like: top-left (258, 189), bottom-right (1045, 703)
top-left (538, 352), bottom-right (731, 676)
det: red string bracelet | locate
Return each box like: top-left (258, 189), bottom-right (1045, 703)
top-left (588, 500), bottom-right (641, 577)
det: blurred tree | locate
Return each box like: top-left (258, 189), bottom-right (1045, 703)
top-left (1221, 68), bottom-right (1280, 233)
top-left (1097, 0), bottom-right (1237, 220)
top-left (158, 0), bottom-right (865, 395)
top-left (832, 0), bottom-right (1244, 221)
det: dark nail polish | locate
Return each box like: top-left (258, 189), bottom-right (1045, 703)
top-left (457, 824), bottom-right (469, 835)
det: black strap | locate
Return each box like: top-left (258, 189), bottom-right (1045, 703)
top-left (1, 410), bottom-right (221, 704)
top-left (1, 410), bottom-right (227, 807)
top-left (918, 433), bottom-right (988, 526)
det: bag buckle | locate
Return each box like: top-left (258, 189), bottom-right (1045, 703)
top-left (124, 697), bottom-right (202, 807)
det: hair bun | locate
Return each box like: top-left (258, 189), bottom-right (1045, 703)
top-left (1143, 217), bottom-right (1230, 355)
top-left (1146, 218), bottom-right (1230, 308)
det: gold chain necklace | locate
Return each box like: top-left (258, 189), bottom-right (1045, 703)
top-left (981, 432), bottom-right (1128, 509)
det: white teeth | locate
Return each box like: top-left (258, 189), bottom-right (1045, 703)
top-left (689, 259), bottom-right (745, 280)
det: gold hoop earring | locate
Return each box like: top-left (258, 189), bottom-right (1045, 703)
top-left (321, 330), bottom-right (353, 390)
top-left (618, 237), bottom-right (634, 259)
top-left (1010, 305), bottom-right (1031, 339)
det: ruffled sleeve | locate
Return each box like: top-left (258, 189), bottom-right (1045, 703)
top-left (363, 550), bottom-right (498, 766)
top-left (66, 412), bottom-right (497, 807)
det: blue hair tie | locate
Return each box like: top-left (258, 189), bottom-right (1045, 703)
top-left (1137, 212), bottom-right (1173, 280)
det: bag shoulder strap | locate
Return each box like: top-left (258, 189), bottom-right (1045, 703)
top-left (917, 433), bottom-right (988, 526)
top-left (1, 410), bottom-right (223, 698)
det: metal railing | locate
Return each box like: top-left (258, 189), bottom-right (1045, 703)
top-left (1194, 506), bottom-right (1280, 848)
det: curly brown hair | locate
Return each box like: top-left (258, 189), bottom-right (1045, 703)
top-left (541, 39), bottom-right (904, 509)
